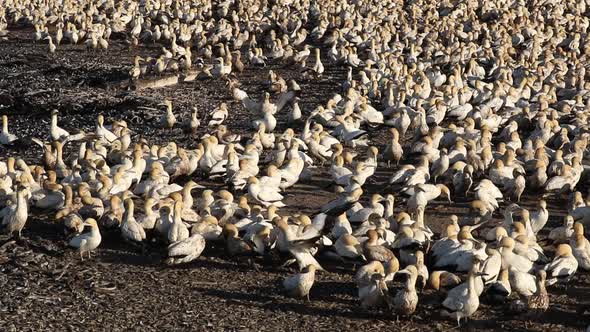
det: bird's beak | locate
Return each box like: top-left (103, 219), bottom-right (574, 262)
top-left (467, 238), bottom-right (482, 245)
top-left (396, 268), bottom-right (411, 276)
top-left (489, 240), bottom-right (502, 249)
top-left (371, 273), bottom-right (385, 281)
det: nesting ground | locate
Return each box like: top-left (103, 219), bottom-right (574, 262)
top-left (0, 29), bottom-right (589, 331)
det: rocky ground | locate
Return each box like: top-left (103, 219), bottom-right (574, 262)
top-left (0, 29), bottom-right (589, 331)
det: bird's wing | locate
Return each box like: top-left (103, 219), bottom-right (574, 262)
top-left (282, 274), bottom-right (301, 290)
top-left (124, 223), bottom-right (144, 241)
top-left (442, 294), bottom-right (465, 311)
top-left (168, 236), bottom-right (201, 256)
top-left (289, 247), bottom-right (323, 271)
top-left (69, 234), bottom-right (87, 248)
top-left (257, 189), bottom-right (284, 203)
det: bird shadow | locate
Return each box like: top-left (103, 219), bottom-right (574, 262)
top-left (192, 286), bottom-right (381, 321)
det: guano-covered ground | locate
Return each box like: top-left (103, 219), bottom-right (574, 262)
top-left (0, 29), bottom-right (589, 332)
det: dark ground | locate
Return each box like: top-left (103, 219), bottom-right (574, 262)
top-left (0, 29), bottom-right (589, 331)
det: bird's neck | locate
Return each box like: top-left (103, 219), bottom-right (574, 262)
top-left (182, 188), bottom-right (193, 204)
top-left (467, 273), bottom-right (477, 295)
top-left (123, 208), bottom-right (134, 222)
top-left (405, 276), bottom-right (416, 291)
top-left (51, 115), bottom-right (60, 133)
top-left (90, 225), bottom-right (100, 235)
top-left (56, 146), bottom-right (64, 163)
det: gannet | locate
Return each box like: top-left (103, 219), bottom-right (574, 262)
top-left (120, 198), bottom-right (146, 243)
top-left (321, 188), bottom-right (363, 216)
top-left (283, 265), bottom-right (317, 301)
top-left (358, 268), bottom-right (388, 308)
top-left (362, 229), bottom-right (395, 263)
top-left (543, 244), bottom-right (578, 286)
top-left (50, 110), bottom-right (86, 142)
top-left (191, 216), bottom-right (223, 241)
top-left (530, 200), bottom-right (549, 233)
top-left (570, 223), bottom-right (590, 270)
top-left (137, 198), bottom-right (158, 230)
top-left (95, 114), bottom-right (117, 143)
top-left (272, 217), bottom-right (323, 270)
top-left (168, 201), bottom-right (189, 243)
top-left (428, 271), bottom-right (462, 291)
top-left (498, 236), bottom-right (534, 273)
top-left (63, 213), bottom-right (84, 236)
top-left (391, 265), bottom-right (419, 318)
top-left (332, 234), bottom-right (364, 261)
top-left (549, 215), bottom-right (575, 244)
top-left (348, 194), bottom-right (385, 223)
top-left (525, 270), bottom-right (549, 318)
top-left (247, 176), bottom-right (285, 208)
top-left (68, 218), bottom-right (101, 260)
top-left (441, 259), bottom-right (486, 326)
top-left (166, 233), bottom-right (206, 265)
top-left (0, 115), bottom-right (17, 145)
top-left (0, 186), bottom-right (28, 238)
top-left (222, 223), bottom-right (256, 264)
top-left (486, 268), bottom-right (511, 303)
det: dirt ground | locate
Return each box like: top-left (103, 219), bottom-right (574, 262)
top-left (0, 29), bottom-right (589, 331)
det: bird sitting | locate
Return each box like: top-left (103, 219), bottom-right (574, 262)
top-left (166, 233), bottom-right (206, 265)
top-left (222, 223), bottom-right (257, 267)
top-left (390, 265), bottom-right (419, 319)
top-left (543, 243), bottom-right (578, 286)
